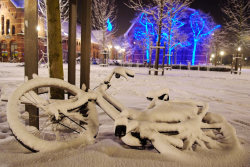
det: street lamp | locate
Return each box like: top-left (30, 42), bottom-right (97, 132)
top-left (220, 51), bottom-right (225, 65)
top-left (234, 46), bottom-right (242, 74)
top-left (211, 53), bottom-right (215, 65)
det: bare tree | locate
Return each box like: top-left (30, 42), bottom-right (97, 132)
top-left (38, 0), bottom-right (69, 67)
top-left (209, 29), bottom-right (227, 65)
top-left (127, 0), bottom-right (193, 75)
top-left (222, 0), bottom-right (250, 52)
top-left (92, 0), bottom-right (116, 62)
top-left (38, 0), bottom-right (69, 23)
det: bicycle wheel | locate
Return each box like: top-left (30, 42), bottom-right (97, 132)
top-left (7, 77), bottom-right (99, 152)
top-left (137, 101), bottom-right (242, 157)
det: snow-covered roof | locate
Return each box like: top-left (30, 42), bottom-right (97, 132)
top-left (10, 0), bottom-right (24, 8)
top-left (61, 22), bottom-right (99, 43)
top-left (91, 30), bottom-right (103, 43)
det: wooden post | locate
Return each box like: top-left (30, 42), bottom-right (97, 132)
top-left (231, 54), bottom-right (234, 74)
top-left (235, 53), bottom-right (239, 74)
top-left (47, 0), bottom-right (64, 99)
top-left (148, 42), bottom-right (152, 75)
top-left (68, 0), bottom-right (77, 86)
top-left (161, 42), bottom-right (166, 75)
top-left (24, 0), bottom-right (38, 129)
top-left (80, 0), bottom-right (91, 90)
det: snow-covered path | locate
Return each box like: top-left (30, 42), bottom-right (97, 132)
top-left (0, 63), bottom-right (249, 167)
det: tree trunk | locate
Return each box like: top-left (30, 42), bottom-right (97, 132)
top-left (46, 0), bottom-right (64, 99)
top-left (68, 0), bottom-right (77, 86)
top-left (80, 0), bottom-right (91, 90)
top-left (154, 0), bottom-right (164, 75)
top-left (167, 15), bottom-right (173, 66)
top-left (24, 0), bottom-right (39, 128)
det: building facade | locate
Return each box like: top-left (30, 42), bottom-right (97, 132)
top-left (0, 0), bottom-right (101, 63)
top-left (0, 0), bottom-right (25, 62)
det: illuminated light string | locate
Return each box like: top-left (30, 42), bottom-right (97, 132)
top-left (107, 18), bottom-right (113, 32)
top-left (132, 10), bottom-right (219, 65)
top-left (134, 13), bottom-right (155, 62)
top-left (190, 12), bottom-right (221, 65)
top-left (161, 11), bottom-right (186, 64)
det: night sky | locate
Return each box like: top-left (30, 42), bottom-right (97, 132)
top-left (115, 0), bottom-right (224, 37)
top-left (13, 0), bottom-right (224, 37)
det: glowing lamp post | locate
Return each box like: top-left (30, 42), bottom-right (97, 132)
top-left (232, 46), bottom-right (242, 74)
top-left (237, 47), bottom-right (241, 52)
top-left (211, 53), bottom-right (215, 65)
top-left (220, 51), bottom-right (225, 65)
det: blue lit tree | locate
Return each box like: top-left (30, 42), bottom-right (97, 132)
top-left (134, 13), bottom-right (155, 62)
top-left (127, 0), bottom-right (193, 75)
top-left (160, 13), bottom-right (190, 65)
top-left (127, 2), bottom-right (220, 66)
top-left (189, 12), bottom-right (221, 65)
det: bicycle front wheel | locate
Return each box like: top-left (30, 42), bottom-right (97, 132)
top-left (7, 77), bottom-right (99, 152)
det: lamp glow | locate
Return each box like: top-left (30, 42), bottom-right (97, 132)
top-left (36, 26), bottom-right (41, 31)
top-left (220, 51), bottom-right (224, 56)
top-left (115, 45), bottom-right (121, 50)
top-left (108, 45), bottom-right (113, 49)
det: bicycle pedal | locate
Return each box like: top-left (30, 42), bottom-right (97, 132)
top-left (115, 125), bottom-right (126, 137)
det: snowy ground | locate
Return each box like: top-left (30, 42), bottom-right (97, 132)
top-left (0, 63), bottom-right (249, 167)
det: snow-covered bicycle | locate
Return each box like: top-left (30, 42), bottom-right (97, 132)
top-left (7, 67), bottom-right (242, 157)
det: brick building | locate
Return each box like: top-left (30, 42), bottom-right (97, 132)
top-left (0, 0), bottom-right (101, 63)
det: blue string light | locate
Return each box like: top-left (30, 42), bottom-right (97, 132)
top-left (107, 18), bottom-right (113, 32)
top-left (134, 13), bottom-right (155, 62)
top-left (190, 12), bottom-right (221, 65)
top-left (131, 9), bottom-right (219, 65)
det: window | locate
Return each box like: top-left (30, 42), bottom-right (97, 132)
top-left (6, 19), bottom-right (10, 35)
top-left (10, 41), bottom-right (18, 58)
top-left (1, 16), bottom-right (4, 35)
top-left (1, 41), bottom-right (7, 50)
top-left (1, 41), bottom-right (8, 57)
top-left (12, 25), bottom-right (15, 35)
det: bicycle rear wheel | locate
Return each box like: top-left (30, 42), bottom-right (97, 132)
top-left (7, 77), bottom-right (98, 152)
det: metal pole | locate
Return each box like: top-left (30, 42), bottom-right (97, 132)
top-left (80, 0), bottom-right (91, 90)
top-left (24, 0), bottom-right (38, 128)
